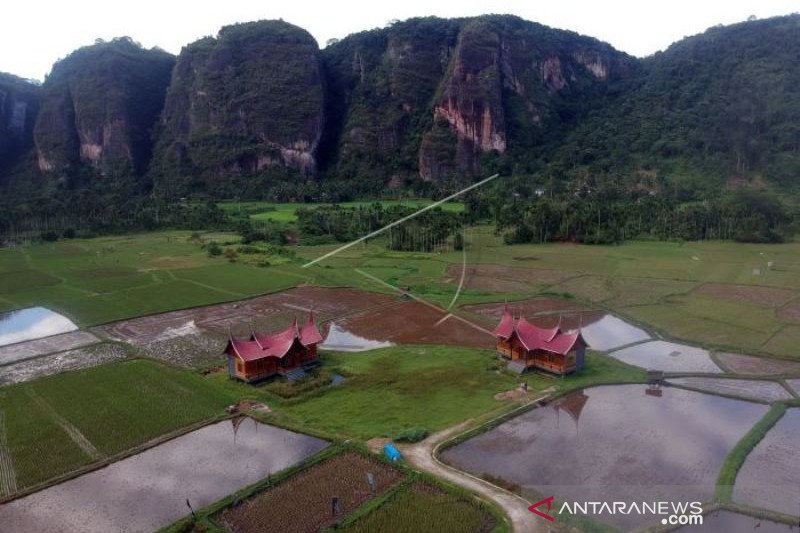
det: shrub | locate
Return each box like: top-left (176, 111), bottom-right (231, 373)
top-left (395, 427), bottom-right (429, 443)
top-left (206, 242), bottom-right (222, 256)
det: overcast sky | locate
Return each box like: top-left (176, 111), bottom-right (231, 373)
top-left (3, 0), bottom-right (797, 81)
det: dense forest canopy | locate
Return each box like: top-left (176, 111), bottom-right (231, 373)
top-left (0, 14), bottom-right (798, 243)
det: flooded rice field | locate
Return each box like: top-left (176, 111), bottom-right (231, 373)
top-left (609, 340), bottom-right (722, 373)
top-left (320, 323), bottom-right (394, 352)
top-left (734, 408), bottom-right (800, 516)
top-left (0, 307), bottom-right (78, 347)
top-left (0, 418), bottom-right (328, 533)
top-left (0, 343), bottom-right (128, 386)
top-left (716, 352), bottom-right (800, 376)
top-left (667, 377), bottom-right (794, 403)
top-left (462, 299), bottom-right (650, 351)
top-left (579, 314), bottom-right (651, 351)
top-left (0, 330), bottom-right (98, 366)
top-left (783, 379), bottom-right (800, 395)
top-left (673, 510), bottom-right (798, 532)
top-left (442, 385), bottom-right (767, 530)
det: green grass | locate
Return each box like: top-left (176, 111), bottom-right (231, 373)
top-left (276, 346), bottom-right (519, 440)
top-left (715, 403), bottom-right (788, 502)
top-left (218, 200), bottom-right (465, 223)
top-left (0, 359), bottom-right (234, 491)
top-left (0, 232), bottom-right (312, 325)
top-left (342, 481), bottom-right (498, 533)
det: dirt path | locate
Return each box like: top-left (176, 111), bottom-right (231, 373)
top-left (399, 403), bottom-right (550, 533)
top-left (0, 410), bottom-right (17, 497)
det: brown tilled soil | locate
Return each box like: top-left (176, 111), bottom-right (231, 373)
top-left (693, 283), bottom-right (797, 307)
top-left (446, 264), bottom-right (576, 293)
top-left (217, 452), bottom-right (403, 533)
top-left (462, 299), bottom-right (603, 331)
top-left (94, 286), bottom-right (401, 365)
top-left (777, 297), bottom-right (800, 323)
top-left (716, 351), bottom-right (800, 376)
top-left (336, 300), bottom-right (494, 349)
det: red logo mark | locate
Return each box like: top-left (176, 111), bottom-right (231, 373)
top-left (528, 496), bottom-right (555, 521)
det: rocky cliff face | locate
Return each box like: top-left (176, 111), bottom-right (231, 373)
top-left (324, 15), bottom-right (632, 182)
top-left (0, 73), bottom-right (40, 172)
top-left (153, 20), bottom-right (325, 195)
top-left (33, 37), bottom-right (174, 177)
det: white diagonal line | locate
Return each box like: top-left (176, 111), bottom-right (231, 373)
top-left (353, 269), bottom-right (494, 336)
top-left (302, 174), bottom-right (499, 268)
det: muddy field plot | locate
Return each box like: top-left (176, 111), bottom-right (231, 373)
top-left (667, 377), bottom-right (793, 403)
top-left (462, 298), bottom-right (591, 323)
top-left (716, 352), bottom-right (800, 376)
top-left (693, 283), bottom-right (797, 307)
top-left (777, 298), bottom-right (800, 323)
top-left (445, 264), bottom-right (577, 293)
top-left (0, 343), bottom-right (128, 386)
top-left (334, 300), bottom-right (494, 349)
top-left (95, 286), bottom-right (400, 366)
top-left (217, 452), bottom-right (402, 533)
top-left (0, 330), bottom-right (99, 366)
top-left (734, 408), bottom-right (800, 516)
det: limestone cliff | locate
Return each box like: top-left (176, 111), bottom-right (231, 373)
top-left (152, 20), bottom-right (325, 196)
top-left (0, 73), bottom-right (40, 173)
top-left (33, 38), bottom-right (174, 177)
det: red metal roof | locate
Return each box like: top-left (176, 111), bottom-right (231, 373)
top-left (493, 306), bottom-right (515, 339)
top-left (495, 313), bottom-right (586, 355)
top-left (226, 312), bottom-right (322, 361)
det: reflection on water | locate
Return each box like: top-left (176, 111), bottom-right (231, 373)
top-left (442, 385), bottom-right (767, 530)
top-left (0, 418), bottom-right (328, 533)
top-left (673, 510), bottom-right (798, 532)
top-left (320, 323), bottom-right (394, 352)
top-left (0, 307), bottom-right (78, 347)
top-left (579, 314), bottom-right (650, 351)
top-left (734, 409), bottom-right (800, 516)
top-left (609, 340), bottom-right (722, 373)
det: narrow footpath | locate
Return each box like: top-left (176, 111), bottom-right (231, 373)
top-left (399, 412), bottom-right (550, 533)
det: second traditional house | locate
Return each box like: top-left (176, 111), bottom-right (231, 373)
top-left (493, 307), bottom-right (587, 375)
top-left (225, 312), bottom-right (323, 382)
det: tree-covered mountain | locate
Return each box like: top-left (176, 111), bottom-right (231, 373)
top-left (152, 20), bottom-right (325, 198)
top-left (31, 37), bottom-right (175, 185)
top-left (0, 13), bottom-right (798, 212)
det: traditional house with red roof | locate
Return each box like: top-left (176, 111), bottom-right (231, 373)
top-left (225, 312), bottom-right (323, 382)
top-left (493, 307), bottom-right (587, 375)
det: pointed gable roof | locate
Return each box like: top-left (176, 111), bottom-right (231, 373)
top-left (299, 310), bottom-right (323, 346)
top-left (226, 312), bottom-right (323, 362)
top-left (493, 311), bottom-right (586, 356)
top-left (493, 306), bottom-right (515, 339)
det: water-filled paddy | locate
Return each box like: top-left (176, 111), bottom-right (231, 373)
top-left (579, 314), bottom-right (651, 350)
top-left (0, 418), bottom-right (328, 533)
top-left (609, 340), bottom-right (722, 373)
top-left (734, 408), bottom-right (800, 516)
top-left (0, 307), bottom-right (78, 347)
top-left (442, 385), bottom-right (766, 529)
top-left (320, 323), bottom-right (394, 351)
top-left (668, 377), bottom-right (793, 403)
top-left (673, 510), bottom-right (798, 532)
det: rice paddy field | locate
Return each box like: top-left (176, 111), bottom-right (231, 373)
top-left (217, 199), bottom-right (465, 222)
top-left (2, 227), bottom-right (800, 360)
top-left (0, 359), bottom-right (233, 494)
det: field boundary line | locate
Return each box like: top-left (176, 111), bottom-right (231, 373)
top-left (25, 389), bottom-right (103, 461)
top-left (176, 278), bottom-right (245, 298)
top-left (0, 410), bottom-right (17, 497)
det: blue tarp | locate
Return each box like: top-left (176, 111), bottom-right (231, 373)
top-left (384, 443), bottom-right (402, 462)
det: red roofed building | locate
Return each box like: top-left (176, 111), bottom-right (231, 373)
top-left (493, 307), bottom-right (587, 375)
top-left (225, 312), bottom-right (323, 382)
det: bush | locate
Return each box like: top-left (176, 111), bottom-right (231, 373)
top-left (40, 231), bottom-right (59, 242)
top-left (394, 427), bottom-right (429, 443)
top-left (206, 241), bottom-right (222, 256)
top-left (224, 248), bottom-right (238, 262)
